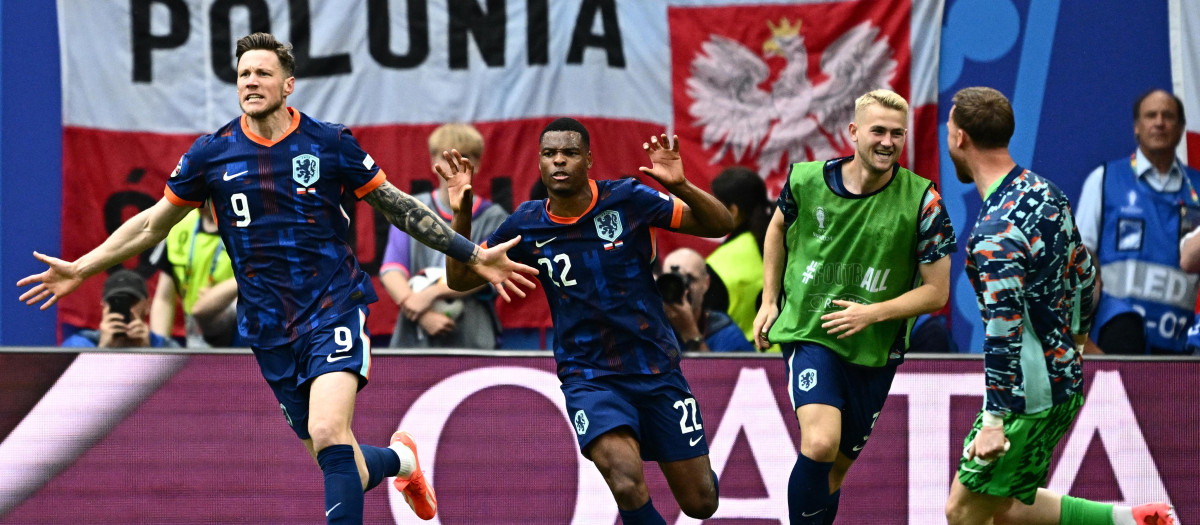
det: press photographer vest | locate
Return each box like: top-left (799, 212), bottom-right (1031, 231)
top-left (1095, 156), bottom-right (1200, 352)
top-left (768, 161), bottom-right (928, 367)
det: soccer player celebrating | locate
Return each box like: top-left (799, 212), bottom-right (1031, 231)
top-left (753, 89), bottom-right (957, 524)
top-left (443, 118), bottom-right (733, 524)
top-left (18, 32), bottom-right (537, 524)
top-left (944, 86), bottom-right (1175, 525)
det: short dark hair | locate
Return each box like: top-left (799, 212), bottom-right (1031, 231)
top-left (541, 117), bottom-right (590, 148)
top-left (951, 86), bottom-right (1015, 150)
top-left (1133, 89), bottom-right (1186, 125)
top-left (235, 32), bottom-right (295, 78)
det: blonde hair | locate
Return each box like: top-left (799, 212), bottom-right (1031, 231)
top-left (854, 89), bottom-right (909, 121)
top-left (427, 123), bottom-right (484, 160)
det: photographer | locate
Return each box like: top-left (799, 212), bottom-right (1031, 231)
top-left (659, 248), bottom-right (754, 352)
top-left (62, 270), bottom-right (179, 349)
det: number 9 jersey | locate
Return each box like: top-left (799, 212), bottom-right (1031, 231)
top-left (485, 178), bottom-right (685, 381)
top-left (164, 108), bottom-right (383, 347)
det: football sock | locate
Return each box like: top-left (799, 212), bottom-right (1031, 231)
top-left (360, 444), bottom-right (401, 492)
top-left (1060, 495), bottom-right (1115, 524)
top-left (789, 453), bottom-right (833, 524)
top-left (388, 438), bottom-right (417, 479)
top-left (317, 444), bottom-right (364, 524)
top-left (823, 489), bottom-right (841, 525)
top-left (1111, 504), bottom-right (1139, 525)
top-left (618, 498), bottom-right (667, 525)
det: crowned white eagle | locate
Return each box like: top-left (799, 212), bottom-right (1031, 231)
top-left (687, 18), bottom-right (898, 177)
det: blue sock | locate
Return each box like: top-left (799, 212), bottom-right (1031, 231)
top-left (317, 444), bottom-right (364, 524)
top-left (618, 497), bottom-right (667, 525)
top-left (789, 453), bottom-right (833, 524)
top-left (359, 444), bottom-right (400, 492)
top-left (823, 489), bottom-right (841, 525)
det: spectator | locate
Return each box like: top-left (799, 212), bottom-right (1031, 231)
top-left (707, 166), bottom-right (773, 344)
top-left (660, 247), bottom-right (754, 352)
top-left (380, 123), bottom-right (509, 349)
top-left (1075, 88), bottom-right (1200, 354)
top-left (149, 201), bottom-right (238, 347)
top-left (63, 269), bottom-right (180, 349)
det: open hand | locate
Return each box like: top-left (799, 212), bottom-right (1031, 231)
top-left (471, 236), bottom-right (539, 302)
top-left (17, 251), bottom-right (84, 310)
top-left (638, 134), bottom-right (687, 188)
top-left (434, 149), bottom-right (475, 214)
top-left (820, 300), bottom-right (880, 339)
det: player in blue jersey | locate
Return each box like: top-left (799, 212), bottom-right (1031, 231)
top-left (443, 118), bottom-right (733, 524)
top-left (945, 86), bottom-right (1174, 525)
top-left (18, 33), bottom-right (536, 525)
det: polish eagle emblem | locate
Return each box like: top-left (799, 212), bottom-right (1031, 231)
top-left (687, 18), bottom-right (898, 177)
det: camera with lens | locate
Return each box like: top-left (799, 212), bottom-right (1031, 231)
top-left (106, 293), bottom-right (136, 324)
top-left (656, 267), bottom-right (694, 304)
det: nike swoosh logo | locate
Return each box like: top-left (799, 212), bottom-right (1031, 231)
top-left (326, 502), bottom-right (342, 516)
top-left (801, 510), bottom-right (824, 517)
top-left (326, 354), bottom-right (351, 363)
top-left (852, 444), bottom-right (864, 451)
top-left (223, 170), bottom-right (248, 181)
top-left (689, 436), bottom-right (703, 447)
top-left (534, 237), bottom-right (557, 248)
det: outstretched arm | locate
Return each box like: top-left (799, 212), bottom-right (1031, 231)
top-left (19, 197), bottom-right (192, 309)
top-left (363, 177), bottom-right (536, 301)
top-left (638, 134), bottom-right (734, 237)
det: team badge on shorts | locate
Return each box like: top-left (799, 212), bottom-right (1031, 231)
top-left (797, 368), bottom-right (818, 391)
top-left (292, 154), bottom-right (320, 187)
top-left (573, 410), bottom-right (590, 435)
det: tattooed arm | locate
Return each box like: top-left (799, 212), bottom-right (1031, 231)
top-left (363, 180), bottom-right (537, 301)
top-left (364, 181), bottom-right (478, 261)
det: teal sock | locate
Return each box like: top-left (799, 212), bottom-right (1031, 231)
top-left (1060, 495), bottom-right (1114, 525)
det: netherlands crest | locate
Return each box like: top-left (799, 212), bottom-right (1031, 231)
top-left (292, 154), bottom-right (320, 187)
top-left (594, 210), bottom-right (623, 242)
top-left (573, 410), bottom-right (589, 435)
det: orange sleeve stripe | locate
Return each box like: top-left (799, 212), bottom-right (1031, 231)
top-left (355, 170), bottom-right (387, 199)
top-left (670, 198), bottom-right (684, 229)
top-left (164, 186), bottom-right (203, 208)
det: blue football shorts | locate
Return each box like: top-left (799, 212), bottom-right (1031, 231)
top-left (560, 369), bottom-right (710, 463)
top-left (782, 341), bottom-right (898, 460)
top-left (251, 305), bottom-right (372, 439)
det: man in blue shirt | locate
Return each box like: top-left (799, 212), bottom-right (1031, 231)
top-left (20, 32), bottom-right (536, 525)
top-left (445, 118), bottom-right (733, 524)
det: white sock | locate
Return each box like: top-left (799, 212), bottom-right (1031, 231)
top-left (1112, 505), bottom-right (1134, 525)
top-left (389, 441), bottom-right (417, 478)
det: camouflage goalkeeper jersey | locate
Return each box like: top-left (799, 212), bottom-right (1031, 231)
top-left (966, 165), bottom-right (1097, 416)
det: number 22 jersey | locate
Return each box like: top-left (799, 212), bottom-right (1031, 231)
top-left (164, 108), bottom-right (383, 347)
top-left (486, 178), bottom-right (685, 381)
